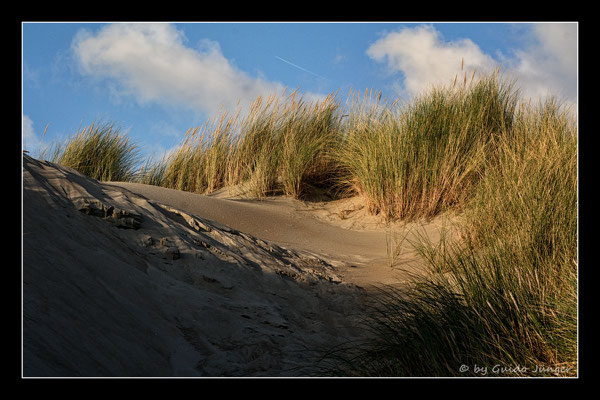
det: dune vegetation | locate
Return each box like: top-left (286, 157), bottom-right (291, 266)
top-left (39, 120), bottom-right (141, 183)
top-left (316, 98), bottom-right (577, 377)
top-left (35, 69), bottom-right (578, 377)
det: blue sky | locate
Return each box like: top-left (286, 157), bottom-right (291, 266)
top-left (22, 22), bottom-right (578, 160)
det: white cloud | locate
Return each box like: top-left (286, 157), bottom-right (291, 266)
top-left (71, 23), bottom-right (287, 116)
top-left (367, 25), bottom-right (497, 99)
top-left (366, 23), bottom-right (577, 108)
top-left (503, 23), bottom-right (577, 106)
top-left (23, 114), bottom-right (42, 155)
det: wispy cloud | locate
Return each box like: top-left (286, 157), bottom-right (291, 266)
top-left (71, 23), bottom-right (287, 116)
top-left (23, 63), bottom-right (41, 89)
top-left (23, 114), bottom-right (44, 156)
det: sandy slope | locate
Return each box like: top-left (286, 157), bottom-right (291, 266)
top-left (22, 155), bottom-right (448, 377)
top-left (109, 182), bottom-right (445, 287)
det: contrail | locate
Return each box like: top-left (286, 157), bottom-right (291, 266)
top-left (275, 55), bottom-right (327, 80)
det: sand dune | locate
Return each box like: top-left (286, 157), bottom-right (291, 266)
top-left (22, 154), bottom-right (445, 377)
top-left (108, 181), bottom-right (437, 287)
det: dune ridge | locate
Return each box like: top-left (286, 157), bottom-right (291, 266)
top-left (22, 155), bottom-right (372, 377)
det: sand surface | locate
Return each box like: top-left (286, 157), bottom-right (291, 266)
top-left (22, 155), bottom-right (448, 377)
top-left (109, 182), bottom-right (448, 287)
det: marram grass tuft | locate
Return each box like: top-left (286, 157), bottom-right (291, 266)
top-left (41, 120), bottom-right (140, 182)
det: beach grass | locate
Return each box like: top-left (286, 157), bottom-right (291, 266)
top-left (136, 154), bottom-right (169, 186)
top-left (315, 96), bottom-right (577, 377)
top-left (40, 120), bottom-right (140, 182)
top-left (156, 88), bottom-right (343, 199)
top-left (334, 70), bottom-right (518, 221)
top-left (150, 69), bottom-right (519, 218)
top-left (158, 108), bottom-right (239, 194)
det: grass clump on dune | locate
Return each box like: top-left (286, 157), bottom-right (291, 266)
top-left (159, 108), bottom-right (239, 194)
top-left (136, 154), bottom-right (169, 186)
top-left (317, 97), bottom-right (577, 377)
top-left (277, 91), bottom-right (341, 199)
top-left (41, 120), bottom-right (140, 182)
top-left (147, 69), bottom-right (520, 222)
top-left (335, 69), bottom-right (518, 221)
top-left (227, 88), bottom-right (342, 199)
top-left (158, 88), bottom-right (343, 200)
